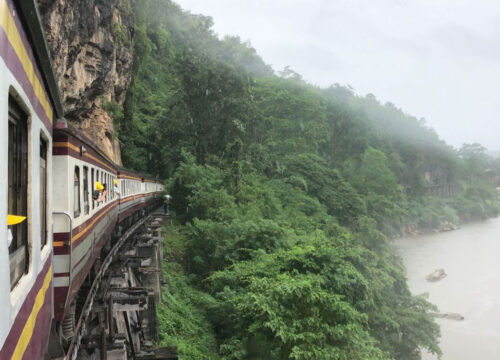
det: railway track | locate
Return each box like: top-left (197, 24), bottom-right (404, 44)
top-left (62, 211), bottom-right (177, 360)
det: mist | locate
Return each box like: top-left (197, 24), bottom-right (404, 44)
top-left (175, 0), bottom-right (500, 151)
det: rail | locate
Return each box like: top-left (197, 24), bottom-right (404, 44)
top-left (65, 215), bottom-right (150, 360)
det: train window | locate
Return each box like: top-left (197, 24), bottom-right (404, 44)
top-left (104, 174), bottom-right (107, 202)
top-left (96, 170), bottom-right (100, 207)
top-left (103, 173), bottom-right (106, 203)
top-left (8, 99), bottom-right (29, 289)
top-left (91, 168), bottom-right (94, 210)
top-left (74, 166), bottom-right (81, 218)
top-left (40, 136), bottom-right (47, 248)
top-left (83, 166), bottom-right (89, 215)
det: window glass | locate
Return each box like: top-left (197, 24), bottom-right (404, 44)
top-left (96, 170), bottom-right (99, 207)
top-left (8, 99), bottom-right (29, 289)
top-left (40, 136), bottom-right (47, 248)
top-left (103, 173), bottom-right (106, 203)
top-left (83, 167), bottom-right (89, 215)
top-left (91, 168), bottom-right (94, 210)
top-left (74, 167), bottom-right (81, 218)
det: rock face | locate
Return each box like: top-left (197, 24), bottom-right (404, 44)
top-left (38, 0), bottom-right (135, 164)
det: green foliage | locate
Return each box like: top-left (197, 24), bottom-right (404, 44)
top-left (118, 1), bottom-right (500, 359)
top-left (102, 100), bottom-right (124, 134)
top-left (111, 22), bottom-right (130, 46)
top-left (157, 227), bottom-right (219, 359)
top-left (282, 153), bottom-right (366, 225)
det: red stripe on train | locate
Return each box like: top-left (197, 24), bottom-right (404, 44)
top-left (0, 258), bottom-right (52, 359)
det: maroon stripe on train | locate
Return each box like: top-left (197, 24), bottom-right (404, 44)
top-left (21, 281), bottom-right (52, 360)
top-left (52, 201), bottom-right (118, 253)
top-left (117, 167), bottom-right (144, 179)
top-left (54, 232), bottom-right (70, 242)
top-left (0, 257), bottom-right (52, 358)
top-left (53, 286), bottom-right (69, 322)
top-left (70, 246), bottom-right (90, 272)
top-left (0, 23), bottom-right (52, 134)
top-left (52, 146), bottom-right (69, 156)
top-left (54, 245), bottom-right (70, 255)
top-left (72, 203), bottom-right (118, 249)
top-left (71, 210), bottom-right (118, 272)
top-left (56, 206), bottom-right (118, 275)
top-left (53, 232), bottom-right (71, 255)
top-left (53, 134), bottom-right (117, 173)
top-left (5, 0), bottom-right (48, 95)
top-left (53, 205), bottom-right (119, 320)
top-left (53, 145), bottom-right (116, 173)
top-left (54, 272), bottom-right (70, 278)
top-left (58, 216), bottom-right (117, 321)
top-left (119, 202), bottom-right (147, 221)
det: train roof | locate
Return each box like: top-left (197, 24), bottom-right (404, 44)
top-left (54, 121), bottom-right (118, 172)
top-left (55, 122), bottom-right (162, 183)
top-left (116, 166), bottom-right (162, 183)
top-left (16, 0), bottom-right (63, 119)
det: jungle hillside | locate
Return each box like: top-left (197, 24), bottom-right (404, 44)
top-left (110, 1), bottom-right (500, 359)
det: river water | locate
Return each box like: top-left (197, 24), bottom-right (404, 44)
top-left (393, 216), bottom-right (500, 360)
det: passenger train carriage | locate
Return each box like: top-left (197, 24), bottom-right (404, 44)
top-left (0, 1), bottom-right (164, 359)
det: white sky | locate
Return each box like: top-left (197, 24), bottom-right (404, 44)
top-left (175, 0), bottom-right (500, 150)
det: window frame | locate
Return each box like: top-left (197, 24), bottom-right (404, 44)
top-left (7, 97), bottom-right (30, 290)
top-left (39, 134), bottom-right (48, 248)
top-left (73, 166), bottom-right (81, 218)
top-left (96, 170), bottom-right (100, 207)
top-left (83, 166), bottom-right (89, 215)
top-left (91, 168), bottom-right (95, 210)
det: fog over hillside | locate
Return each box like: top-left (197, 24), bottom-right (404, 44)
top-left (176, 0), bottom-right (500, 151)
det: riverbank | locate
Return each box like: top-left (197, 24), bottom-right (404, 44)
top-left (393, 216), bottom-right (500, 360)
top-left (401, 190), bottom-right (500, 237)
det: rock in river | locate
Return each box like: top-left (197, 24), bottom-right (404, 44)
top-left (426, 268), bottom-right (447, 282)
top-left (429, 312), bottom-right (465, 321)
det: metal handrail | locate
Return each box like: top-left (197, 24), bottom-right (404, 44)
top-left (53, 211), bottom-right (72, 308)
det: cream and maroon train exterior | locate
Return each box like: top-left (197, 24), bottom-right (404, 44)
top-left (0, 0), bottom-right (63, 359)
top-left (52, 125), bottom-right (120, 322)
top-left (52, 136), bottom-right (164, 323)
top-left (117, 169), bottom-right (164, 221)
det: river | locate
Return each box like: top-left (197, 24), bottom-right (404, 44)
top-left (393, 216), bottom-right (500, 360)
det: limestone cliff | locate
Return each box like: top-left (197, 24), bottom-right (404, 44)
top-left (38, 0), bottom-right (135, 164)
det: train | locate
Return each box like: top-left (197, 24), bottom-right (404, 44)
top-left (0, 1), bottom-right (164, 359)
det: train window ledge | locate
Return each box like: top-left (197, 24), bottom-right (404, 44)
top-left (40, 241), bottom-right (51, 262)
top-left (9, 262), bottom-right (33, 308)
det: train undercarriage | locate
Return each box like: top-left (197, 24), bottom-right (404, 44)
top-left (46, 210), bottom-right (177, 360)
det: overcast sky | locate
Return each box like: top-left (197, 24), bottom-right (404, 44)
top-left (175, 0), bottom-right (500, 150)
